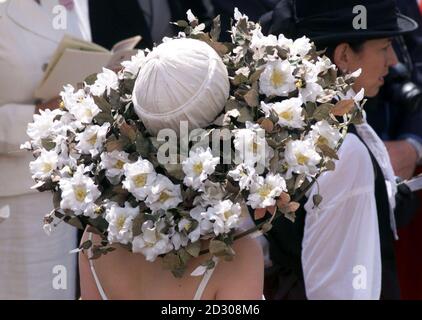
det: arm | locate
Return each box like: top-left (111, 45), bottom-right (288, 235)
top-left (0, 97), bottom-right (62, 155)
top-left (0, 102), bottom-right (35, 155)
top-left (302, 134), bottom-right (382, 300)
top-left (384, 139), bottom-right (419, 179)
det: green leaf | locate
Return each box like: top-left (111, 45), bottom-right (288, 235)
top-left (79, 240), bottom-right (92, 250)
top-left (93, 96), bottom-right (113, 114)
top-left (135, 134), bottom-right (152, 157)
top-left (244, 88), bottom-right (259, 107)
top-left (237, 107), bottom-right (254, 123)
top-left (178, 249), bottom-right (192, 265)
top-left (261, 222), bottom-right (273, 233)
top-left (174, 20), bottom-right (189, 28)
top-left (84, 73), bottom-right (98, 85)
top-left (162, 253), bottom-right (186, 278)
top-left (163, 163), bottom-right (185, 180)
top-left (94, 112), bottom-right (114, 125)
top-left (313, 103), bottom-right (334, 121)
top-left (313, 194), bottom-right (323, 208)
top-left (186, 241), bottom-right (201, 258)
top-left (249, 69), bottom-right (264, 83)
top-left (66, 216), bottom-right (84, 230)
top-left (232, 74), bottom-right (249, 86)
top-left (210, 15), bottom-right (221, 41)
top-left (325, 160), bottom-right (336, 171)
top-left (305, 102), bottom-right (317, 118)
top-left (119, 121), bottom-right (137, 142)
top-left (106, 136), bottom-right (125, 152)
top-left (86, 226), bottom-right (103, 236)
top-left (209, 240), bottom-right (228, 256)
top-left (41, 138), bottom-right (56, 151)
top-left (132, 214), bottom-right (144, 237)
top-left (88, 217), bottom-right (109, 233)
top-left (53, 191), bottom-right (62, 209)
top-left (225, 99), bottom-right (242, 112)
top-left (319, 144), bottom-right (339, 160)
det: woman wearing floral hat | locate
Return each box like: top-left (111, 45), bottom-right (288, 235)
top-left (260, 0), bottom-right (418, 300)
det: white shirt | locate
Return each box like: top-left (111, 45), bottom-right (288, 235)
top-left (302, 133), bottom-right (381, 299)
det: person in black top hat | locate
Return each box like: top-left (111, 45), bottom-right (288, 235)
top-left (259, 0), bottom-right (418, 299)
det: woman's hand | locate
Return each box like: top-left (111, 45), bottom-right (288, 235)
top-left (385, 140), bottom-right (418, 179)
top-left (35, 96), bottom-right (63, 114)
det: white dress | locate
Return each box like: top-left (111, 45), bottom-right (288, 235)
top-left (0, 0), bottom-right (91, 299)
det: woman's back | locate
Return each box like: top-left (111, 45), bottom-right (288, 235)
top-left (79, 232), bottom-right (264, 300)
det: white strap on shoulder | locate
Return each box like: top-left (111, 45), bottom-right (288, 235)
top-left (88, 233), bottom-right (108, 300)
top-left (193, 257), bottom-right (219, 300)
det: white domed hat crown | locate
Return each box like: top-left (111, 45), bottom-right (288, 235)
top-left (132, 38), bottom-right (230, 136)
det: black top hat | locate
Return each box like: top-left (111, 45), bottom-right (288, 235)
top-left (260, 0), bottom-right (418, 46)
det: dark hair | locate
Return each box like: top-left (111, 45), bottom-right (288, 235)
top-left (318, 40), bottom-right (366, 61)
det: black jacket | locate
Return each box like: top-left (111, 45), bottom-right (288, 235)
top-left (89, 0), bottom-right (214, 49)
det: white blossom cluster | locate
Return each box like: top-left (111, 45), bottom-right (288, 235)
top-left (24, 9), bottom-right (363, 270)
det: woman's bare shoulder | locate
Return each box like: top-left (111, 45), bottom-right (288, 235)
top-left (213, 236), bottom-right (264, 300)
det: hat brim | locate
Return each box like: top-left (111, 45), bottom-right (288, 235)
top-left (311, 13), bottom-right (418, 45)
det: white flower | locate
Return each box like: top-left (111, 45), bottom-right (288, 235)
top-left (228, 164), bottom-right (257, 191)
top-left (298, 60), bottom-right (324, 102)
top-left (284, 139), bottom-right (322, 178)
top-left (121, 50), bottom-right (146, 77)
top-left (259, 59), bottom-right (296, 97)
top-left (69, 96), bottom-right (100, 124)
top-left (193, 180), bottom-right (225, 207)
top-left (132, 220), bottom-right (173, 261)
top-left (186, 9), bottom-right (197, 23)
top-left (235, 66), bottom-right (251, 78)
top-left (307, 120), bottom-right (342, 150)
top-left (277, 34), bottom-right (294, 50)
top-left (59, 165), bottom-right (101, 216)
top-left (27, 109), bottom-right (64, 145)
top-left (206, 200), bottom-right (242, 236)
top-left (122, 159), bottom-right (157, 201)
top-left (261, 97), bottom-right (305, 129)
top-left (189, 205), bottom-right (213, 237)
top-left (75, 123), bottom-right (110, 157)
top-left (315, 56), bottom-right (336, 74)
top-left (55, 137), bottom-right (80, 171)
top-left (353, 88), bottom-right (365, 103)
top-left (170, 229), bottom-right (189, 251)
top-left (100, 150), bottom-right (130, 184)
top-left (60, 85), bottom-right (100, 123)
top-left (29, 149), bottom-right (59, 180)
top-left (233, 122), bottom-right (274, 167)
top-left (51, 111), bottom-right (83, 137)
top-left (105, 202), bottom-right (139, 245)
top-left (247, 173), bottom-right (287, 209)
top-left (289, 36), bottom-right (312, 57)
top-left (89, 68), bottom-right (119, 96)
top-left (60, 84), bottom-right (84, 105)
top-left (250, 26), bottom-right (279, 60)
top-left (182, 147), bottom-right (220, 190)
top-left (234, 7), bottom-right (248, 21)
top-left (43, 223), bottom-right (53, 236)
top-left (145, 175), bottom-right (182, 212)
